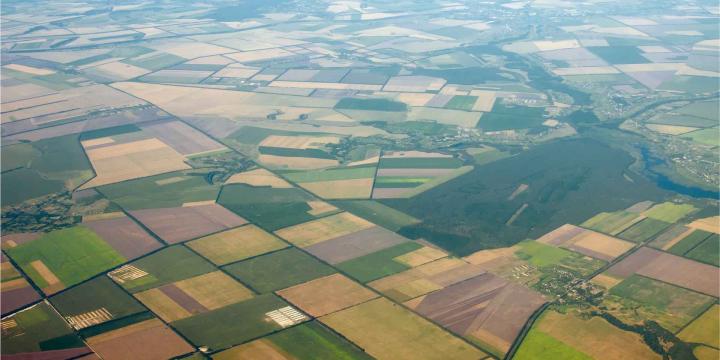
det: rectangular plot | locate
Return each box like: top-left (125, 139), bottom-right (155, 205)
top-left (278, 274), bottom-right (378, 317)
top-left (86, 318), bottom-right (193, 360)
top-left (139, 119), bottom-right (225, 156)
top-left (130, 204), bottom-right (247, 244)
top-left (304, 226), bottom-right (410, 264)
top-left (187, 225), bottom-right (287, 265)
top-left (274, 212), bottom-right (374, 247)
top-left (83, 215), bottom-right (161, 260)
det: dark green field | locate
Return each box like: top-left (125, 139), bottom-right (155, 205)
top-left (445, 95), bottom-right (478, 111)
top-left (383, 139), bottom-right (667, 255)
top-left (172, 294), bottom-right (290, 350)
top-left (336, 242), bottom-right (422, 283)
top-left (335, 98), bottom-right (407, 112)
top-left (223, 248), bottom-right (336, 293)
top-left (618, 218), bottom-right (671, 243)
top-left (218, 184), bottom-right (333, 230)
top-left (1, 134), bottom-right (93, 206)
top-left (685, 234), bottom-right (720, 266)
top-left (50, 276), bottom-right (145, 322)
top-left (668, 230), bottom-right (713, 256)
top-left (2, 302), bottom-right (86, 355)
top-left (588, 46), bottom-right (651, 64)
top-left (99, 170), bottom-right (222, 210)
top-left (117, 246), bottom-right (215, 293)
top-left (262, 321), bottom-right (372, 359)
top-left (331, 200), bottom-right (420, 232)
top-left (378, 157), bottom-right (462, 169)
top-left (476, 103), bottom-right (546, 131)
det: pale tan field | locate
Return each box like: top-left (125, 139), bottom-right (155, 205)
top-left (148, 40), bottom-right (236, 59)
top-left (278, 274), bottom-right (378, 317)
top-left (464, 246), bottom-right (518, 266)
top-left (533, 39), bottom-right (581, 51)
top-left (1, 82), bottom-right (55, 104)
top-left (553, 66), bottom-right (620, 76)
top-left (81, 137), bottom-right (115, 147)
top-left (407, 107), bottom-right (481, 127)
top-left (306, 200), bottom-right (338, 216)
top-left (676, 65), bottom-right (720, 78)
top-left (86, 318), bottom-right (194, 360)
top-left (225, 48), bottom-right (295, 63)
top-left (590, 26), bottom-right (650, 37)
top-left (321, 298), bottom-right (486, 360)
top-left (30, 260), bottom-right (63, 293)
top-left (383, 76), bottom-right (447, 92)
top-left (213, 65), bottom-right (259, 79)
top-left (181, 200), bottom-right (216, 207)
top-left (269, 80), bottom-right (382, 91)
top-left (4, 63), bottom-right (55, 75)
top-left (299, 178), bottom-right (374, 199)
top-left (214, 340), bottom-right (291, 360)
top-left (81, 138), bottom-right (190, 189)
top-left (187, 225), bottom-right (287, 265)
top-left (260, 135), bottom-right (341, 149)
top-left (274, 212), bottom-right (374, 247)
top-left (394, 246), bottom-right (448, 267)
top-left (591, 273), bottom-right (623, 289)
top-left (89, 61), bottom-right (151, 80)
top-left (687, 216), bottom-right (720, 234)
top-left (572, 232), bottom-right (636, 259)
top-left (187, 55), bottom-right (235, 65)
top-left (660, 227), bottom-right (695, 250)
top-left (174, 271), bottom-right (254, 310)
top-left (538, 311), bottom-right (660, 360)
top-left (258, 154), bottom-right (339, 170)
top-left (225, 168), bottom-right (292, 188)
top-left (470, 90), bottom-right (497, 112)
top-left (134, 289), bottom-right (191, 322)
top-left (646, 124), bottom-right (699, 135)
top-left (393, 92), bottom-right (435, 106)
top-left (615, 63), bottom-right (684, 73)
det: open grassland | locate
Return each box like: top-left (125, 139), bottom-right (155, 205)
top-left (86, 318), bottom-right (193, 360)
top-left (678, 305), bottom-right (719, 348)
top-left (172, 294), bottom-right (291, 350)
top-left (187, 225), bottom-right (287, 265)
top-left (331, 200), bottom-right (421, 232)
top-left (112, 246), bottom-right (215, 293)
top-left (223, 248), bottom-right (336, 293)
top-left (384, 139), bottom-right (667, 255)
top-left (214, 321), bottom-right (372, 360)
top-left (1, 302), bottom-right (88, 357)
top-left (1, 134), bottom-right (93, 206)
top-left (278, 274), bottom-right (378, 317)
top-left (50, 276), bottom-right (145, 326)
top-left (643, 202), bottom-right (697, 223)
top-left (218, 184), bottom-right (327, 231)
top-left (99, 170), bottom-right (222, 210)
top-left (274, 212), bottom-right (374, 247)
top-left (605, 275), bottom-right (714, 332)
top-left (321, 298), bottom-right (486, 360)
top-left (7, 226), bottom-right (125, 294)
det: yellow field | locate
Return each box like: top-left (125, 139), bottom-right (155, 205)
top-left (134, 289), bottom-right (191, 322)
top-left (679, 305), bottom-right (719, 348)
top-left (4, 63), bottom-right (56, 75)
top-left (469, 90), bottom-right (496, 112)
top-left (274, 212), bottom-right (374, 247)
top-left (214, 339), bottom-right (291, 360)
top-left (321, 298), bottom-right (486, 360)
top-left (187, 225), bottom-right (287, 265)
top-left (306, 200), bottom-right (338, 216)
top-left (591, 273), bottom-right (623, 289)
top-left (174, 271), bottom-right (254, 310)
top-left (687, 216), bottom-right (720, 234)
top-left (368, 258), bottom-right (470, 301)
top-left (694, 346), bottom-right (719, 360)
top-left (538, 311), bottom-right (660, 360)
top-left (258, 154), bottom-right (340, 170)
top-left (393, 246), bottom-right (447, 267)
top-left (646, 124), bottom-right (699, 135)
top-left (464, 246), bottom-right (519, 266)
top-left (393, 92), bottom-right (434, 106)
top-left (533, 39), bottom-right (580, 51)
top-left (225, 48), bottom-right (295, 63)
top-left (81, 138), bottom-right (190, 189)
top-left (278, 274), bottom-right (378, 317)
top-left (299, 178), bottom-right (374, 199)
top-left (260, 135), bottom-right (341, 150)
top-left (571, 232), bottom-right (635, 259)
top-left (225, 168), bottom-right (292, 188)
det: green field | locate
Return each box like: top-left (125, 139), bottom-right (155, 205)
top-left (2, 302), bottom-right (86, 355)
top-left (224, 126), bottom-right (333, 145)
top-left (281, 166), bottom-right (376, 183)
top-left (123, 52), bottom-right (185, 71)
top-left (172, 294), bottom-right (290, 350)
top-left (588, 46), bottom-right (651, 64)
top-left (685, 234), bottom-right (720, 266)
top-left (468, 146), bottom-right (512, 166)
top-left (618, 218), bottom-right (671, 243)
top-left (223, 248), bottom-right (336, 293)
top-left (336, 242), bottom-right (422, 283)
top-left (681, 127), bottom-right (719, 146)
top-left (50, 276), bottom-right (145, 322)
top-left (607, 274), bottom-right (714, 331)
top-left (384, 139), bottom-right (668, 255)
top-left (378, 157), bottom-right (462, 169)
top-left (368, 120), bottom-right (456, 136)
top-left (373, 177), bottom-right (429, 188)
top-left (515, 241), bottom-right (576, 267)
top-left (262, 321), bottom-right (372, 360)
top-left (676, 99), bottom-right (719, 120)
top-left (476, 103), bottom-right (546, 131)
top-left (6, 226), bottom-right (125, 291)
top-left (99, 170), bottom-right (222, 210)
top-left (581, 211), bottom-right (640, 235)
top-left (2, 134), bottom-right (93, 206)
top-left (444, 95), bottom-right (477, 111)
top-left (331, 200), bottom-right (420, 232)
top-left (117, 246), bottom-right (215, 293)
top-left (259, 146), bottom-right (336, 159)
top-left (643, 202), bottom-right (696, 223)
top-left (668, 229), bottom-right (713, 256)
top-left (514, 328), bottom-right (591, 360)
top-left (335, 98), bottom-right (407, 112)
top-left (218, 184), bottom-right (329, 231)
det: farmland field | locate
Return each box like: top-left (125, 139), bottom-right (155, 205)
top-left (331, 200), bottom-right (421, 231)
top-left (476, 103), bottom-right (546, 131)
top-left (667, 229), bottom-right (713, 256)
top-left (130, 204), bottom-right (247, 244)
top-left (1, 254), bottom-right (40, 315)
top-left (223, 248), bottom-right (336, 293)
top-left (336, 241), bottom-right (424, 282)
top-left (6, 226), bottom-right (125, 294)
top-left (86, 318), bottom-right (193, 360)
top-left (187, 225), bottom-right (287, 265)
top-left (685, 233), bottom-right (720, 266)
top-left (678, 305), bottom-right (719, 348)
top-left (618, 218), bottom-right (671, 242)
top-left (277, 273), bottom-right (378, 317)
